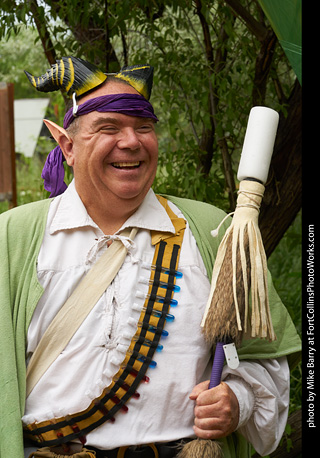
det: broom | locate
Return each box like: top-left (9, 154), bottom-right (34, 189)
top-left (177, 107), bottom-right (279, 458)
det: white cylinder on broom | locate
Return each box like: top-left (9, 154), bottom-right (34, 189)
top-left (237, 106), bottom-right (279, 184)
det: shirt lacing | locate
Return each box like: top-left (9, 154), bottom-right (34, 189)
top-left (86, 234), bottom-right (136, 264)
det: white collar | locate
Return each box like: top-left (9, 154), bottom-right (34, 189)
top-left (50, 180), bottom-right (175, 236)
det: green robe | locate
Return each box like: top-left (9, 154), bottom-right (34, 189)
top-left (0, 196), bottom-right (301, 458)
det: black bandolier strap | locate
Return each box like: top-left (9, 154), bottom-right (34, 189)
top-left (24, 196), bottom-right (186, 447)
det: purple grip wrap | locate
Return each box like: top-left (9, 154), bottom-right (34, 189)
top-left (209, 342), bottom-right (225, 389)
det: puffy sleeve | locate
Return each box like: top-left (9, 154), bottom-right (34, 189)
top-left (223, 356), bottom-right (289, 456)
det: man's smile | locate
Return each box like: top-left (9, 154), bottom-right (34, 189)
top-left (111, 161), bottom-right (141, 169)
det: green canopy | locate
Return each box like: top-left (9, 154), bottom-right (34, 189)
top-left (258, 0), bottom-right (302, 84)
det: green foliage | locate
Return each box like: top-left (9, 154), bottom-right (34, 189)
top-left (269, 212), bottom-right (302, 335)
top-left (0, 26), bottom-right (48, 98)
top-left (268, 212), bottom-right (302, 413)
top-left (0, 0), bottom-right (297, 209)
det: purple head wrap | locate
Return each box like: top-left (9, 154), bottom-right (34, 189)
top-left (42, 93), bottom-right (158, 197)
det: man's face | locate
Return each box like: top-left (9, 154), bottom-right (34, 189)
top-left (66, 81), bottom-right (158, 208)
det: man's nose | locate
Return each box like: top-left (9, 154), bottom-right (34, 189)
top-left (117, 128), bottom-right (141, 150)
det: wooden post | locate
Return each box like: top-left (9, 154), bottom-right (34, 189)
top-left (0, 82), bottom-right (17, 208)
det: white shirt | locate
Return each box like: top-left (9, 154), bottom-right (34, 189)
top-left (23, 181), bottom-right (289, 455)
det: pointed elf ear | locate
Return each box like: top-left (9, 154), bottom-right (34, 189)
top-left (44, 119), bottom-right (74, 165)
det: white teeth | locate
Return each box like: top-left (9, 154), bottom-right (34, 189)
top-left (112, 162), bottom-right (140, 168)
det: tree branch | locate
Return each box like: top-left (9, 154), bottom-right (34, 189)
top-left (28, 0), bottom-right (70, 104)
top-left (29, 0), bottom-right (57, 66)
top-left (195, 0), bottom-right (237, 209)
top-left (224, 0), bottom-right (268, 42)
top-left (121, 32), bottom-right (128, 67)
top-left (260, 80), bottom-right (302, 256)
top-left (252, 29), bottom-right (277, 105)
top-left (105, 0), bottom-right (110, 72)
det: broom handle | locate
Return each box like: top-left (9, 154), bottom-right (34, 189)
top-left (209, 342), bottom-right (225, 389)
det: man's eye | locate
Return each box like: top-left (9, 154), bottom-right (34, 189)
top-left (137, 125), bottom-right (153, 132)
top-left (100, 126), bottom-right (118, 132)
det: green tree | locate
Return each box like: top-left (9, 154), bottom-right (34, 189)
top-left (1, 1), bottom-right (301, 257)
top-left (0, 26), bottom-right (49, 98)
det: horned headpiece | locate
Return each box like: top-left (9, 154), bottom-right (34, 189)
top-left (25, 56), bottom-right (154, 100)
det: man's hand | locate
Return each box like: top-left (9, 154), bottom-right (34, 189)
top-left (189, 381), bottom-right (240, 439)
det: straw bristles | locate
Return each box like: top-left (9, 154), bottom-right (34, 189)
top-left (176, 438), bottom-right (222, 458)
top-left (201, 180), bottom-right (276, 344)
top-left (201, 226), bottom-right (250, 347)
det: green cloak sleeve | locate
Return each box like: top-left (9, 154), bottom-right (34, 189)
top-left (0, 199), bottom-right (50, 458)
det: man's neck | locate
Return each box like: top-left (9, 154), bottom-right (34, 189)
top-left (88, 204), bottom-right (138, 235)
top-left (79, 193), bottom-right (142, 235)
top-left (73, 179), bottom-right (149, 234)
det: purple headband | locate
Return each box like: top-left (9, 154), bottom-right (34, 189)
top-left (42, 93), bottom-right (158, 197)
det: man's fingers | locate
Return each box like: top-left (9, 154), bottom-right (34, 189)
top-left (189, 380), bottom-right (210, 400)
top-left (193, 425), bottom-right (222, 440)
top-left (191, 382), bottom-right (240, 440)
